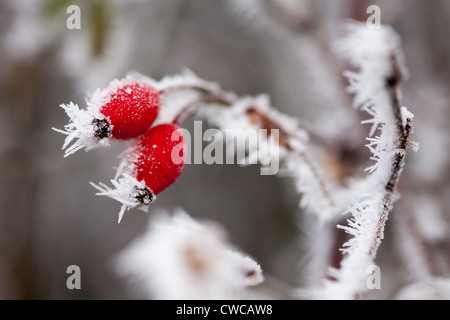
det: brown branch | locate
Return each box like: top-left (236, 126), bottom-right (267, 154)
top-left (321, 27), bottom-right (416, 299)
top-left (370, 58), bottom-right (412, 255)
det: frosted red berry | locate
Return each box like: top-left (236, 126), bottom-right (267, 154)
top-left (90, 123), bottom-right (186, 222)
top-left (133, 123), bottom-right (186, 199)
top-left (98, 81), bottom-right (161, 140)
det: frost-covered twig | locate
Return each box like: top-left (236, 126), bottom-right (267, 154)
top-left (116, 208), bottom-right (264, 299)
top-left (310, 23), bottom-right (417, 299)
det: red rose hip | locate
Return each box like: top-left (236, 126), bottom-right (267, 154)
top-left (91, 123), bottom-right (186, 223)
top-left (134, 123), bottom-right (186, 196)
top-left (55, 78), bottom-right (161, 157)
top-left (99, 82), bottom-right (161, 140)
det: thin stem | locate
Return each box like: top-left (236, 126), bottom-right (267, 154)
top-left (370, 61), bottom-right (411, 255)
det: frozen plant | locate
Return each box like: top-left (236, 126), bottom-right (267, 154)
top-left (308, 23), bottom-right (417, 299)
top-left (54, 20), bottom-right (421, 300)
top-left (116, 209), bottom-right (263, 299)
top-left (56, 69), bottom-right (334, 223)
top-left (2, 0), bottom-right (450, 301)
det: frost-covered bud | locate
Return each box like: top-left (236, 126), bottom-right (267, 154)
top-left (116, 209), bottom-right (264, 299)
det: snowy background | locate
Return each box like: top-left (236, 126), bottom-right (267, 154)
top-left (0, 0), bottom-right (449, 299)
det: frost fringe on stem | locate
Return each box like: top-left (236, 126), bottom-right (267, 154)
top-left (309, 23), bottom-right (417, 299)
top-left (116, 208), bottom-right (264, 299)
top-left (91, 69), bottom-right (338, 222)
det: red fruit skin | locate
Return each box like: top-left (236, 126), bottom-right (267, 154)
top-left (134, 123), bottom-right (186, 195)
top-left (100, 82), bottom-right (160, 140)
